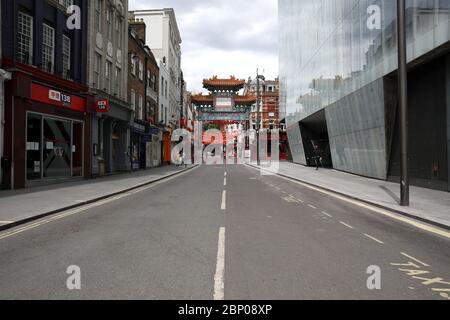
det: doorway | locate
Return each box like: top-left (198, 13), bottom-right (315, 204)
top-left (299, 109), bottom-right (333, 168)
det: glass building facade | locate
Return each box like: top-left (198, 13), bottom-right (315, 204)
top-left (279, 0), bottom-right (450, 191)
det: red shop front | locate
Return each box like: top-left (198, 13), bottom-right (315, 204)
top-left (2, 63), bottom-right (93, 189)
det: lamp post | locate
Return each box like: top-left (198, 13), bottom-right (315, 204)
top-left (397, 0), bottom-right (409, 206)
top-left (255, 70), bottom-right (265, 166)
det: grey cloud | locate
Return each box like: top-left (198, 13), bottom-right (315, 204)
top-left (129, 0), bottom-right (278, 91)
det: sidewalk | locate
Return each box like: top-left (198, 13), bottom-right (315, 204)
top-left (0, 165), bottom-right (196, 230)
top-left (252, 161), bottom-right (450, 229)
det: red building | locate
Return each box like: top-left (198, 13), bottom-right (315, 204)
top-left (2, 59), bottom-right (93, 189)
top-left (244, 77), bottom-right (280, 130)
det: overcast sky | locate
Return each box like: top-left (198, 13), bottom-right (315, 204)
top-left (129, 0), bottom-right (279, 93)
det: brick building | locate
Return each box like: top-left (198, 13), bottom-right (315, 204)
top-left (128, 18), bottom-right (161, 170)
top-left (244, 77), bottom-right (280, 130)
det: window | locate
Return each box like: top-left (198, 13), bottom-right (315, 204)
top-left (95, 0), bottom-right (102, 32)
top-left (42, 24), bottom-right (55, 73)
top-left (115, 67), bottom-right (121, 97)
top-left (106, 9), bottom-right (113, 40)
top-left (59, 0), bottom-right (74, 9)
top-left (146, 101), bottom-right (151, 119)
top-left (17, 12), bottom-right (33, 64)
top-left (165, 107), bottom-right (168, 124)
top-left (116, 16), bottom-right (122, 48)
top-left (152, 74), bottom-right (156, 91)
top-left (130, 90), bottom-right (136, 111)
top-left (62, 35), bottom-right (71, 79)
top-left (161, 76), bottom-right (164, 95)
top-left (147, 71), bottom-right (151, 89)
top-left (165, 80), bottom-right (168, 99)
top-left (138, 61), bottom-right (144, 81)
top-left (94, 54), bottom-right (101, 89)
top-left (131, 57), bottom-right (137, 76)
top-left (138, 95), bottom-right (143, 120)
top-left (105, 60), bottom-right (112, 92)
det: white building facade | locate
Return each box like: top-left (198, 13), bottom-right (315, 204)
top-left (87, 0), bottom-right (133, 175)
top-left (131, 9), bottom-right (183, 130)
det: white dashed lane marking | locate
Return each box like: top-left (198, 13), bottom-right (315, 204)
top-left (221, 190), bottom-right (227, 210)
top-left (214, 227), bottom-right (225, 300)
top-left (340, 221), bottom-right (354, 229)
top-left (364, 234), bottom-right (384, 245)
top-left (321, 212), bottom-right (333, 218)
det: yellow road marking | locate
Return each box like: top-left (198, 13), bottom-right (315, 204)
top-left (246, 165), bottom-right (450, 240)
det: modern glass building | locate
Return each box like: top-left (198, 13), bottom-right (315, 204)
top-left (279, 0), bottom-right (450, 191)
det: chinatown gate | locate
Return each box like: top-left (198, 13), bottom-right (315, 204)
top-left (191, 76), bottom-right (256, 159)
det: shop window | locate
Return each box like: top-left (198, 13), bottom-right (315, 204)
top-left (26, 114), bottom-right (42, 181)
top-left (26, 113), bottom-right (84, 182)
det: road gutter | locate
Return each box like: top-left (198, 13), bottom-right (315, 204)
top-left (246, 164), bottom-right (450, 232)
top-left (0, 165), bottom-right (199, 233)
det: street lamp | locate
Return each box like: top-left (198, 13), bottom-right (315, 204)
top-left (252, 70), bottom-right (265, 165)
top-left (397, 0), bottom-right (409, 206)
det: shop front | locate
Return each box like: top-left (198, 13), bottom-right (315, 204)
top-left (131, 122), bottom-right (163, 170)
top-left (146, 125), bottom-right (162, 168)
top-left (2, 70), bottom-right (92, 189)
top-left (131, 121), bottom-right (149, 170)
top-left (91, 96), bottom-right (133, 176)
top-left (163, 129), bottom-right (173, 166)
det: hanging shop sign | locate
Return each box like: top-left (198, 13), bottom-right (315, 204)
top-left (96, 99), bottom-right (110, 113)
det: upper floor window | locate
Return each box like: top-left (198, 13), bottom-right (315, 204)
top-left (94, 53), bottom-right (102, 89)
top-left (106, 9), bottom-right (113, 40)
top-left (59, 0), bottom-right (74, 10)
top-left (138, 94), bottom-right (143, 120)
top-left (165, 80), bottom-right (168, 99)
top-left (151, 74), bottom-right (156, 91)
top-left (95, 0), bottom-right (102, 32)
top-left (17, 12), bottom-right (33, 64)
top-left (115, 16), bottom-right (123, 48)
top-left (62, 35), bottom-right (71, 79)
top-left (42, 24), bottom-right (55, 73)
top-left (105, 60), bottom-right (113, 93)
top-left (131, 57), bottom-right (137, 76)
top-left (115, 67), bottom-right (121, 97)
top-left (130, 90), bottom-right (136, 111)
top-left (138, 61), bottom-right (144, 81)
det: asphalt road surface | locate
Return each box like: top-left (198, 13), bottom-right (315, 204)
top-left (0, 165), bottom-right (449, 300)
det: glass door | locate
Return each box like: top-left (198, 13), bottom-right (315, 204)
top-left (43, 117), bottom-right (72, 179)
top-left (72, 122), bottom-right (83, 177)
